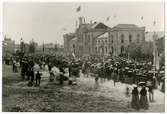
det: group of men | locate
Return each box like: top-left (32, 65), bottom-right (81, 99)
top-left (15, 54), bottom-right (81, 86)
top-left (10, 53), bottom-right (165, 92)
top-left (81, 56), bottom-right (165, 92)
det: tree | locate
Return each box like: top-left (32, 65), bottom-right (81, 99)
top-left (54, 44), bottom-right (58, 51)
top-left (128, 43), bottom-right (153, 62)
top-left (29, 42), bottom-right (35, 53)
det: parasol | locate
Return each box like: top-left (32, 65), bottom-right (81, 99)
top-left (138, 81), bottom-right (146, 86)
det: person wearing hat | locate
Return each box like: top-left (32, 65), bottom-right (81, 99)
top-left (146, 81), bottom-right (154, 102)
top-left (113, 68), bottom-right (117, 86)
top-left (36, 71), bottom-right (41, 86)
top-left (131, 86), bottom-right (140, 110)
top-left (139, 86), bottom-right (149, 110)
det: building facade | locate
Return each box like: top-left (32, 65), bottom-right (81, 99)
top-left (3, 37), bottom-right (15, 57)
top-left (63, 33), bottom-right (76, 55)
top-left (108, 24), bottom-right (145, 57)
top-left (63, 17), bottom-right (145, 57)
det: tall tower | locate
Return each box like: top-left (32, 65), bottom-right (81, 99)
top-left (153, 32), bottom-right (159, 70)
top-left (20, 38), bottom-right (24, 53)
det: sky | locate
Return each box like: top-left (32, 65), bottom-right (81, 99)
top-left (3, 1), bottom-right (164, 45)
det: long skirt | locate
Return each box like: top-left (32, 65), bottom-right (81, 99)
top-left (140, 96), bottom-right (149, 109)
top-left (131, 95), bottom-right (140, 110)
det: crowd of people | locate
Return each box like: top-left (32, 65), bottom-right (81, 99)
top-left (6, 53), bottom-right (165, 110)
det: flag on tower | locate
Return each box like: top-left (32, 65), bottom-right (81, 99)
top-left (76, 6), bottom-right (81, 12)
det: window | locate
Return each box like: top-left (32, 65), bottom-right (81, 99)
top-left (121, 34), bottom-right (124, 43)
top-left (121, 46), bottom-right (124, 54)
top-left (105, 40), bottom-right (107, 44)
top-left (105, 47), bottom-right (107, 53)
top-left (88, 34), bottom-right (90, 42)
top-left (98, 40), bottom-right (100, 44)
top-left (137, 34), bottom-right (140, 43)
top-left (73, 44), bottom-right (75, 48)
top-left (111, 35), bottom-right (113, 43)
top-left (111, 46), bottom-right (113, 53)
top-left (129, 34), bottom-right (132, 43)
top-left (102, 40), bottom-right (104, 45)
top-left (96, 47), bottom-right (98, 53)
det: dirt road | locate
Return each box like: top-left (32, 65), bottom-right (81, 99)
top-left (2, 65), bottom-right (164, 112)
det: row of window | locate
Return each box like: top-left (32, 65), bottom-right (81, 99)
top-left (120, 34), bottom-right (140, 43)
top-left (97, 33), bottom-right (141, 45)
top-left (96, 45), bottom-right (125, 54)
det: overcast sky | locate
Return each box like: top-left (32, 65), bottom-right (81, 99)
top-left (3, 1), bottom-right (164, 45)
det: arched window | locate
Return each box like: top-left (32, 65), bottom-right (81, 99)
top-left (129, 34), bottom-right (132, 43)
top-left (105, 40), bottom-right (107, 44)
top-left (137, 34), bottom-right (140, 43)
top-left (105, 47), bottom-right (107, 53)
top-left (73, 44), bottom-right (75, 48)
top-left (121, 34), bottom-right (124, 43)
top-left (111, 35), bottom-right (113, 43)
top-left (102, 40), bottom-right (104, 45)
top-left (111, 46), bottom-right (113, 53)
top-left (121, 45), bottom-right (124, 54)
top-left (98, 40), bottom-right (100, 44)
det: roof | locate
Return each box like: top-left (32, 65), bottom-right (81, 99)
top-left (96, 32), bottom-right (109, 39)
top-left (79, 22), bottom-right (108, 31)
top-left (91, 22), bottom-right (108, 29)
top-left (113, 24), bottom-right (139, 29)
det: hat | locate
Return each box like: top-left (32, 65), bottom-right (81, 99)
top-left (132, 84), bottom-right (137, 88)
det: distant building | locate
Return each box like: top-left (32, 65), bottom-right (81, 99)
top-left (145, 31), bottom-right (164, 41)
top-left (69, 37), bottom-right (77, 54)
top-left (63, 33), bottom-right (76, 55)
top-left (64, 17), bottom-right (109, 57)
top-left (76, 17), bottom-right (109, 57)
top-left (96, 32), bottom-right (109, 56)
top-left (3, 36), bottom-right (15, 57)
top-left (156, 36), bottom-right (165, 67)
top-left (64, 17), bottom-right (145, 57)
top-left (108, 24), bottom-right (145, 57)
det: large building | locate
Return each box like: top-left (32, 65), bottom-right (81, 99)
top-left (64, 17), bottom-right (145, 57)
top-left (3, 37), bottom-right (15, 57)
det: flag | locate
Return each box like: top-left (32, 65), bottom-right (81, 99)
top-left (141, 16), bottom-right (143, 20)
top-left (106, 17), bottom-right (110, 21)
top-left (76, 6), bottom-right (81, 12)
top-left (153, 20), bottom-right (156, 26)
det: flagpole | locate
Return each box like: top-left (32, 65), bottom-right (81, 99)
top-left (152, 19), bottom-right (159, 71)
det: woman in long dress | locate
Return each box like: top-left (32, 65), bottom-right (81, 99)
top-left (140, 86), bottom-right (149, 110)
top-left (131, 87), bottom-right (140, 110)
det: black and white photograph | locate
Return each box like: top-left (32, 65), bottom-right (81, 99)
top-left (2, 0), bottom-right (165, 112)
